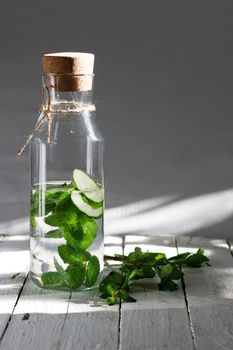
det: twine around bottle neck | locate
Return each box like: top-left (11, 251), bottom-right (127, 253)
top-left (17, 88), bottom-right (96, 156)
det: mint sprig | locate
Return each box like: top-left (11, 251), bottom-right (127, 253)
top-left (100, 247), bottom-right (209, 305)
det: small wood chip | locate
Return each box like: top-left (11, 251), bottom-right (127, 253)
top-left (11, 273), bottom-right (20, 280)
top-left (22, 313), bottom-right (30, 321)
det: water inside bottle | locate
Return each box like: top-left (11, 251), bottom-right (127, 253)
top-left (30, 181), bottom-right (104, 289)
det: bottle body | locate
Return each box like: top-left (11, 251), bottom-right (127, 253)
top-left (30, 76), bottom-right (104, 290)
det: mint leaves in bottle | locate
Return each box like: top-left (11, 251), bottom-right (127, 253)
top-left (30, 169), bottom-right (104, 289)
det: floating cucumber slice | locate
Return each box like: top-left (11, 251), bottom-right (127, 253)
top-left (71, 191), bottom-right (103, 218)
top-left (73, 169), bottom-right (104, 203)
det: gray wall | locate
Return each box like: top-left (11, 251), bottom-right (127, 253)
top-left (1, 0), bottom-right (233, 238)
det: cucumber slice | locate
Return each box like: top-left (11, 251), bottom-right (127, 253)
top-left (71, 191), bottom-right (103, 218)
top-left (73, 169), bottom-right (104, 203)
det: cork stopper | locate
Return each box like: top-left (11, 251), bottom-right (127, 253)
top-left (42, 52), bottom-right (95, 91)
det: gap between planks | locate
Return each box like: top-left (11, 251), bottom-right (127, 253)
top-left (175, 238), bottom-right (197, 350)
top-left (0, 272), bottom-right (29, 344)
top-left (0, 234), bottom-right (29, 342)
top-left (117, 236), bottom-right (125, 350)
top-left (117, 235), bottom-right (194, 350)
top-left (176, 236), bottom-right (233, 350)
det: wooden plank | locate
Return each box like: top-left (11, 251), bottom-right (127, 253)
top-left (58, 235), bottom-right (123, 350)
top-left (119, 235), bottom-right (194, 350)
top-left (176, 236), bottom-right (233, 350)
top-left (59, 290), bottom-right (120, 350)
top-left (0, 278), bottom-right (71, 350)
top-left (0, 235), bottom-right (29, 339)
top-left (0, 235), bottom-right (70, 350)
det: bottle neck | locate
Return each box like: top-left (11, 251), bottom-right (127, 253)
top-left (42, 74), bottom-right (94, 112)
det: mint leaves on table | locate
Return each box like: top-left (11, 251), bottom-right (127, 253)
top-left (100, 247), bottom-right (209, 305)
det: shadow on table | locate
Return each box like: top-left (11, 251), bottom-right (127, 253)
top-left (105, 188), bottom-right (233, 239)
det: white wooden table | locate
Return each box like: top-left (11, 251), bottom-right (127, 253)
top-left (0, 233), bottom-right (233, 350)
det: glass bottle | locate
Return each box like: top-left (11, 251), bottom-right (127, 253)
top-left (29, 53), bottom-right (104, 290)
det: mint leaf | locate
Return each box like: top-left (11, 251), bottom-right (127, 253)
top-left (157, 263), bottom-right (181, 291)
top-left (169, 252), bottom-right (191, 265)
top-left (154, 253), bottom-right (166, 261)
top-left (30, 214), bottom-right (37, 228)
top-left (99, 271), bottom-right (123, 294)
top-left (31, 185), bottom-right (68, 218)
top-left (45, 213), bottom-right (63, 227)
top-left (46, 193), bottom-right (98, 250)
top-left (158, 263), bottom-right (174, 280)
top-left (186, 250), bottom-right (209, 267)
top-left (170, 265), bottom-right (183, 280)
top-left (55, 192), bottom-right (72, 212)
top-left (65, 264), bottom-right (85, 289)
top-left (84, 255), bottom-right (100, 287)
top-left (41, 271), bottom-right (65, 287)
top-left (134, 247), bottom-right (144, 260)
top-left (30, 191), bottom-right (39, 211)
top-left (158, 279), bottom-right (178, 291)
top-left (63, 217), bottom-right (98, 250)
top-left (44, 201), bottom-right (56, 215)
top-left (127, 268), bottom-right (144, 282)
top-left (45, 196), bottom-right (77, 228)
top-left (42, 257), bottom-right (87, 290)
top-left (51, 194), bottom-right (79, 229)
top-left (99, 270), bottom-right (136, 306)
top-left (142, 265), bottom-right (156, 278)
top-left (53, 257), bottom-right (65, 274)
top-left (106, 296), bottom-right (118, 305)
top-left (58, 244), bottom-right (90, 264)
top-left (118, 290), bottom-right (136, 303)
top-left (45, 229), bottom-right (63, 238)
top-left (78, 218), bottom-right (98, 249)
top-left (62, 225), bottom-right (80, 250)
